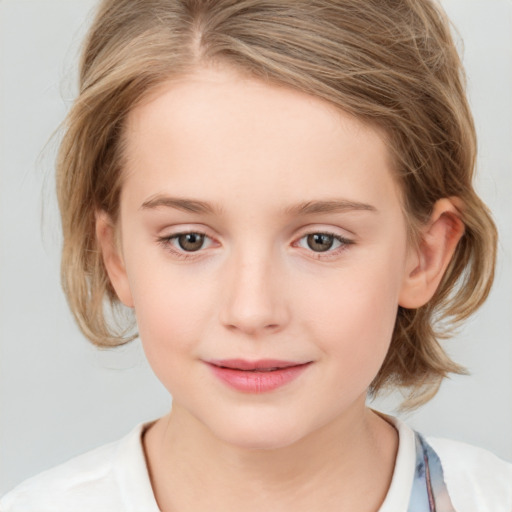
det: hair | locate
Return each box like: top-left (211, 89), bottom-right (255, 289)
top-left (56, 0), bottom-right (497, 409)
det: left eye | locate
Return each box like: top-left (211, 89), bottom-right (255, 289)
top-left (296, 233), bottom-right (350, 253)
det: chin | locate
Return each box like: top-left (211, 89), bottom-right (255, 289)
top-left (219, 430), bottom-right (304, 452)
top-left (208, 414), bottom-right (310, 451)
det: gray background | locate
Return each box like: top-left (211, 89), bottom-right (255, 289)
top-left (1, 0), bottom-right (511, 495)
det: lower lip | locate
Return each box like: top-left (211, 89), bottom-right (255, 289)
top-left (207, 363), bottom-right (312, 393)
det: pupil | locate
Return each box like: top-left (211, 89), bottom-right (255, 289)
top-left (178, 233), bottom-right (204, 251)
top-left (307, 233), bottom-right (333, 252)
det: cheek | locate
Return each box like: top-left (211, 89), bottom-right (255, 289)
top-left (131, 277), bottom-right (215, 398)
top-left (295, 251), bottom-right (405, 378)
top-left (125, 259), bottom-right (216, 367)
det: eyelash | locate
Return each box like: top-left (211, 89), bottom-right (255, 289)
top-left (156, 231), bottom-right (215, 260)
top-left (293, 232), bottom-right (354, 259)
top-left (157, 230), bottom-right (354, 261)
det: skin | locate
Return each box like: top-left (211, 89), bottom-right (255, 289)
top-left (97, 64), bottom-right (464, 511)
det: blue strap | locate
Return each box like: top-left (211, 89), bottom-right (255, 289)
top-left (407, 433), bottom-right (456, 512)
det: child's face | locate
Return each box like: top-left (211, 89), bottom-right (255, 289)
top-left (109, 65), bottom-right (417, 448)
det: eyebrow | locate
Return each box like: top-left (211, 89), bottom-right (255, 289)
top-left (140, 196), bottom-right (222, 214)
top-left (140, 195), bottom-right (378, 215)
top-left (284, 199), bottom-right (377, 215)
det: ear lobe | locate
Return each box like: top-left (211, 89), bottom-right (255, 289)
top-left (95, 211), bottom-right (134, 308)
top-left (399, 198), bottom-right (465, 309)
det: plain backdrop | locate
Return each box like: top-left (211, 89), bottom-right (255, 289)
top-left (1, 0), bottom-right (511, 495)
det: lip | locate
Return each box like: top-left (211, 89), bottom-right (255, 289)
top-left (206, 359), bottom-right (312, 393)
top-left (208, 358), bottom-right (307, 371)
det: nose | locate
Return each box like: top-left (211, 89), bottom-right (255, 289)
top-left (219, 248), bottom-right (290, 336)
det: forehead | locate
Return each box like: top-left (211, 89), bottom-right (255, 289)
top-left (121, 66), bottom-right (400, 215)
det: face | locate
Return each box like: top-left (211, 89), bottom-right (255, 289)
top-left (108, 65), bottom-right (417, 449)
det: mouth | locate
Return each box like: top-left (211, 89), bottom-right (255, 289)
top-left (205, 359), bottom-right (313, 393)
top-left (207, 359), bottom-right (310, 371)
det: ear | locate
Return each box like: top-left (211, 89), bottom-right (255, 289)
top-left (95, 211), bottom-right (134, 308)
top-left (399, 198), bottom-right (465, 309)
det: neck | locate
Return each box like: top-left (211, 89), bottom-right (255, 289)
top-left (143, 402), bottom-right (398, 512)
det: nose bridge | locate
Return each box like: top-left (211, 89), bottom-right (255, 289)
top-left (219, 240), bottom-right (289, 335)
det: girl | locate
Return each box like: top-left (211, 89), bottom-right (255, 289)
top-left (1, 0), bottom-right (511, 510)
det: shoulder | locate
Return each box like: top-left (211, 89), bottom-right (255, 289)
top-left (427, 436), bottom-right (512, 512)
top-left (0, 423), bottom-right (157, 512)
top-left (0, 438), bottom-right (122, 511)
top-left (0, 442), bottom-right (120, 511)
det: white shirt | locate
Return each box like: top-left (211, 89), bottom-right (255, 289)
top-left (1, 417), bottom-right (511, 511)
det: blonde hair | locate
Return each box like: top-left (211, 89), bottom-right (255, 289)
top-left (57, 0), bottom-right (497, 408)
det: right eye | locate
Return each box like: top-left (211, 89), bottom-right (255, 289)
top-left (172, 232), bottom-right (208, 252)
top-left (158, 231), bottom-right (215, 256)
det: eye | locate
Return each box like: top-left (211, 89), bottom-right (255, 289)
top-left (296, 232), bottom-right (353, 253)
top-left (159, 231), bottom-right (214, 253)
top-left (174, 232), bottom-right (207, 252)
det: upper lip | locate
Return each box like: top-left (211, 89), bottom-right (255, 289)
top-left (207, 359), bottom-right (310, 371)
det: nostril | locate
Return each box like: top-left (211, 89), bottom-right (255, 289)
top-left (218, 275), bottom-right (290, 334)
